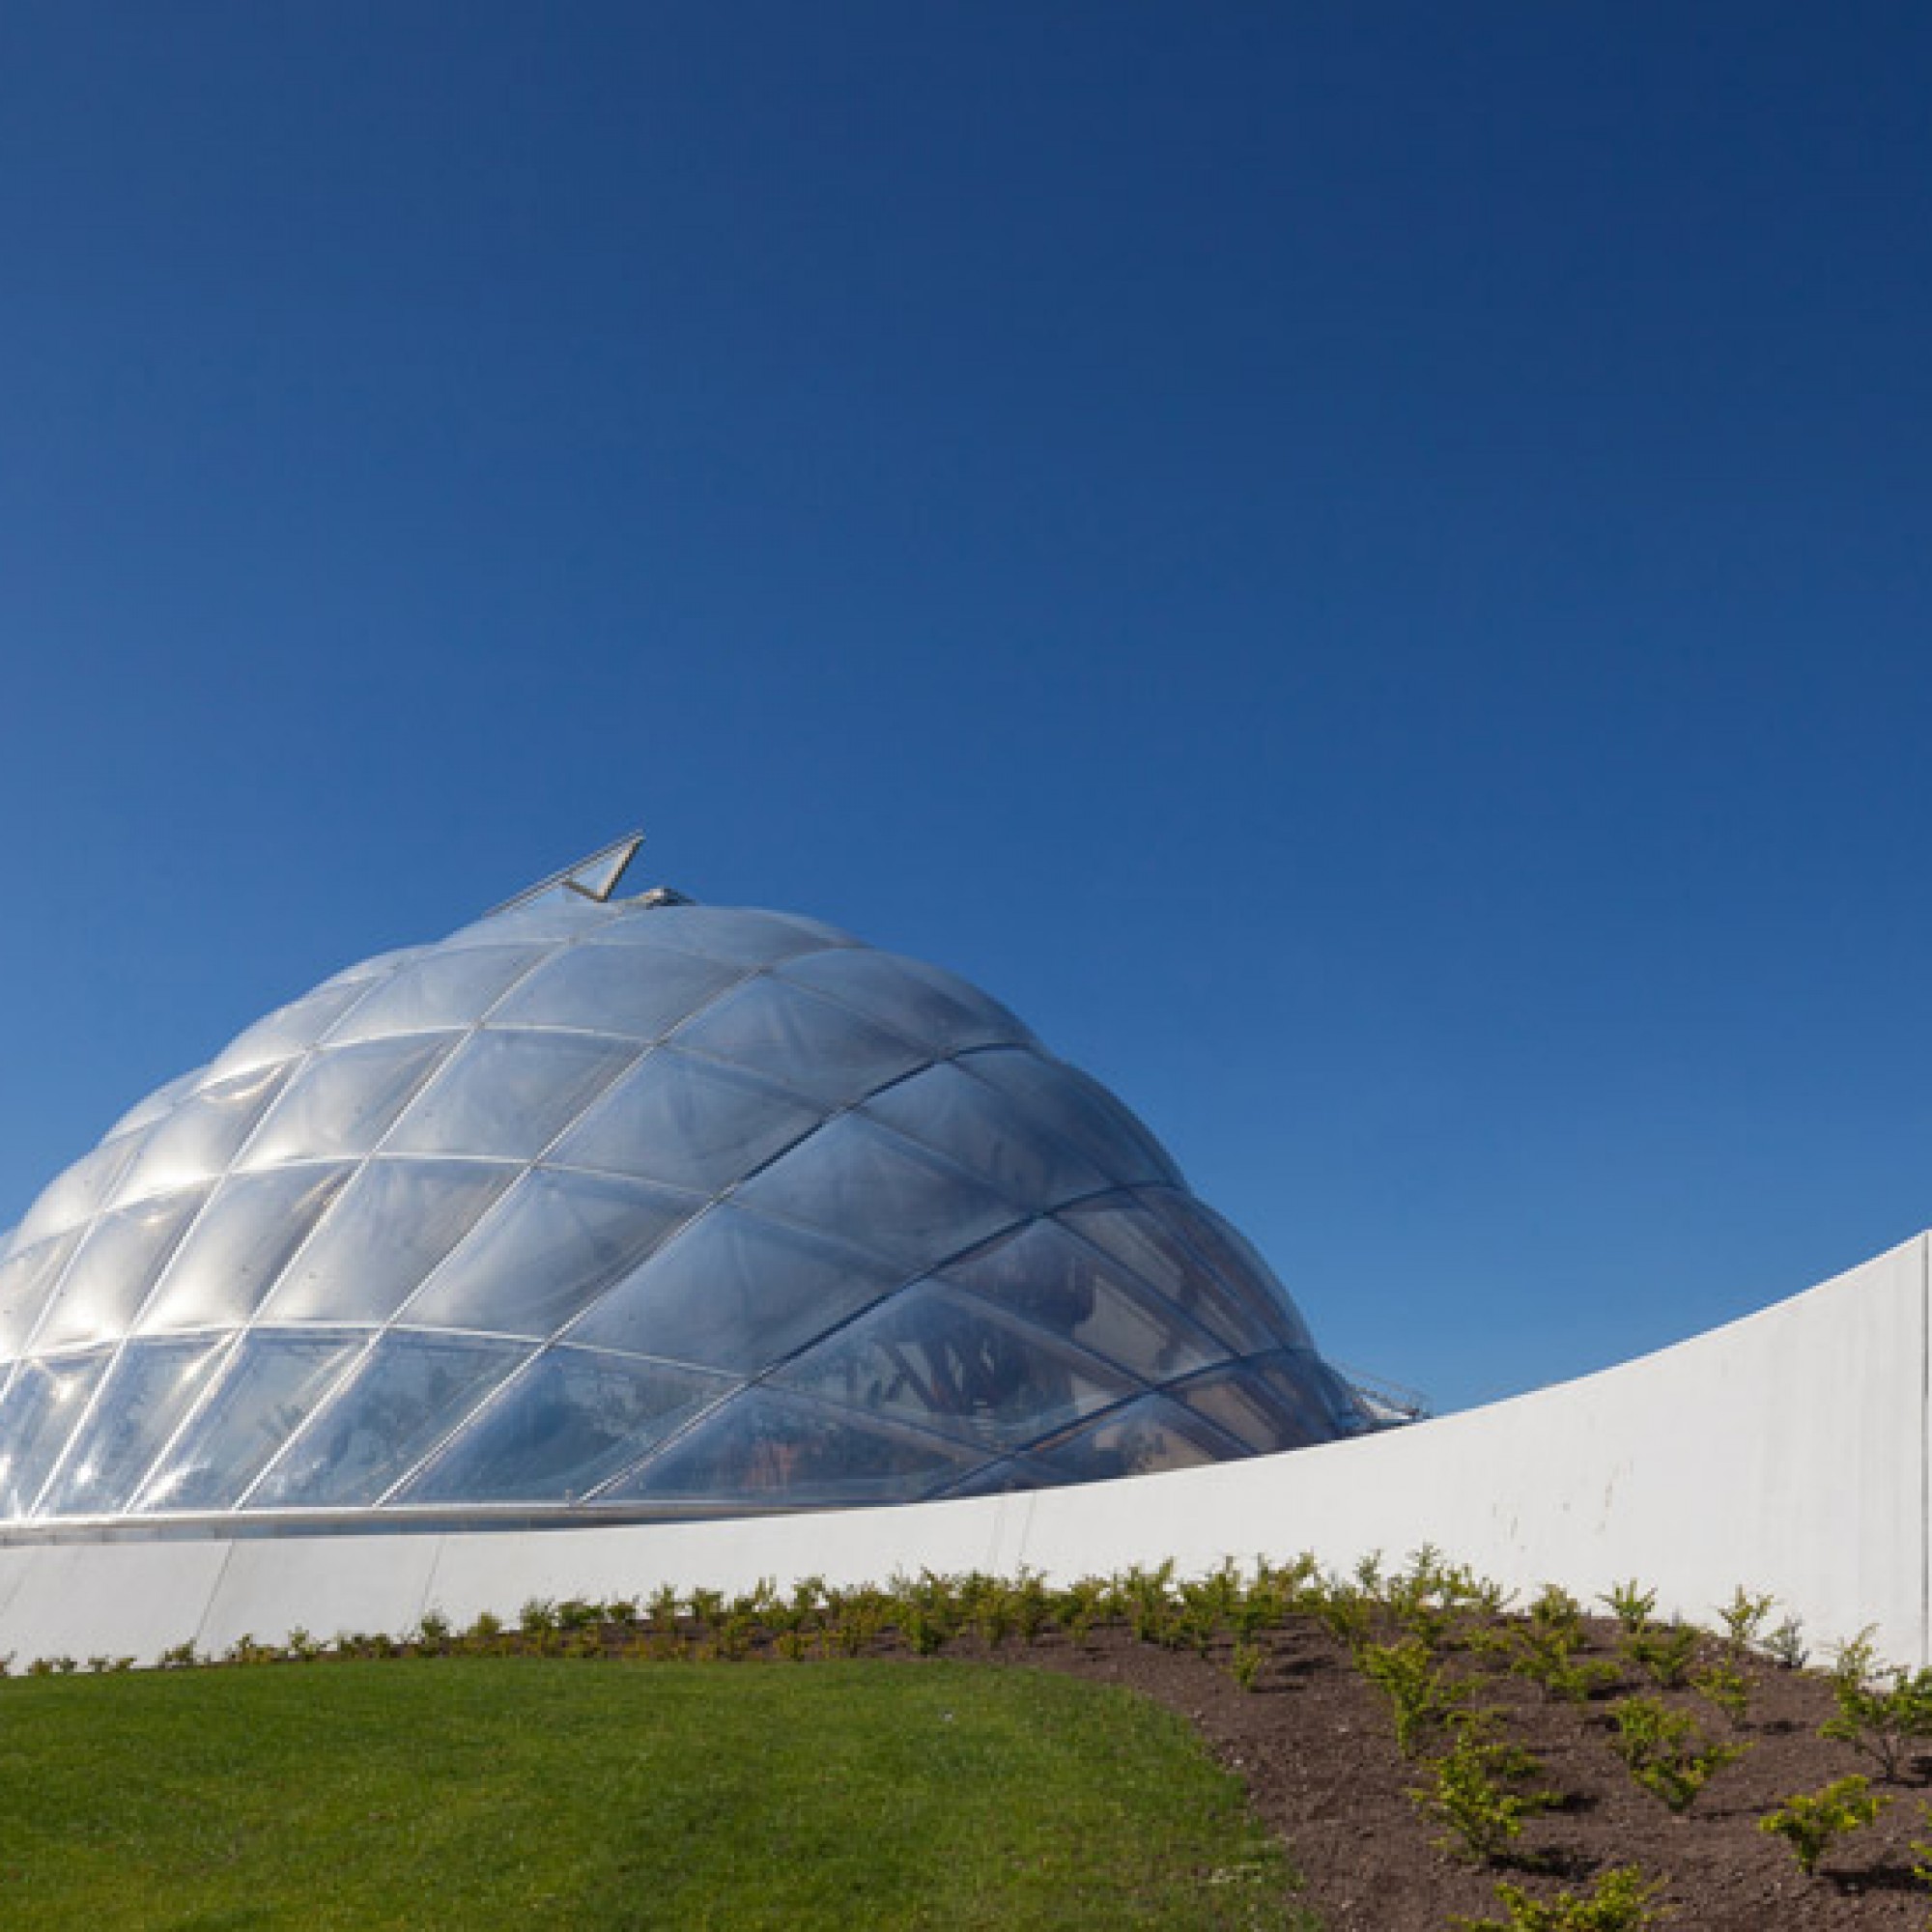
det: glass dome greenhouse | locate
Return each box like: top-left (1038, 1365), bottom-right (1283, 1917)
top-left (0, 845), bottom-right (1368, 1532)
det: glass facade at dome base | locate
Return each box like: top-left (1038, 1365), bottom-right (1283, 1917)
top-left (0, 866), bottom-right (1369, 1536)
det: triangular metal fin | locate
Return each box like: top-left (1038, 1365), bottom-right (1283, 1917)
top-left (486, 833), bottom-right (647, 919)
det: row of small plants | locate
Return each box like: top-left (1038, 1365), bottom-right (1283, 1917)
top-left (1321, 1551), bottom-right (1932, 1929)
top-left (13, 1549), bottom-right (1932, 1929)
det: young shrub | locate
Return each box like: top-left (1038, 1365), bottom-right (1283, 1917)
top-left (157, 1640), bottom-right (199, 1670)
top-left (1228, 1640), bottom-right (1265, 1692)
top-left (1718, 1586), bottom-right (1776, 1657)
top-left (1910, 1802), bottom-right (1932, 1905)
top-left (1821, 1631), bottom-right (1932, 1781)
top-left (1509, 1620), bottom-right (1621, 1705)
top-left (1359, 1635), bottom-right (1472, 1756)
top-left (1760, 1615), bottom-right (1808, 1670)
top-left (1623, 1622), bottom-right (1701, 1690)
top-left (1608, 1695), bottom-right (1749, 1812)
top-left (1453, 1866), bottom-right (1666, 1931)
top-left (1758, 1775), bottom-right (1889, 1877)
top-left (1411, 1731), bottom-right (1557, 1864)
top-left (1600, 1580), bottom-right (1657, 1634)
top-left (1690, 1659), bottom-right (1749, 1725)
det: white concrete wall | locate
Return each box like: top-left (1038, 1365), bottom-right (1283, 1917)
top-left (0, 1232), bottom-right (1921, 1667)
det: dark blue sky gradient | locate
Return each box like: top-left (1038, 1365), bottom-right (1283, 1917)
top-left (2, 5), bottom-right (1929, 1409)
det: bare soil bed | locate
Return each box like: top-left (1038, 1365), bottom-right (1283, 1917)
top-left (1002, 1617), bottom-right (1932, 1930)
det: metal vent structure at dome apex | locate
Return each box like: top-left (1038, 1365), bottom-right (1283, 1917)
top-left (0, 841), bottom-right (1371, 1534)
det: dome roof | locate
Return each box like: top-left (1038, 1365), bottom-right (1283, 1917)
top-left (0, 873), bottom-right (1364, 1530)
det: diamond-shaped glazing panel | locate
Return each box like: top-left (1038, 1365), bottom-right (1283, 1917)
top-left (33, 1188), bottom-right (211, 1353)
top-left (0, 1350), bottom-right (112, 1518)
top-left (247, 1330), bottom-right (535, 1509)
top-left (778, 948), bottom-right (1036, 1055)
top-left (397, 1168), bottom-right (701, 1339)
top-left (671, 977), bottom-right (926, 1107)
top-left (237, 1036), bottom-right (456, 1170)
top-left (552, 1051), bottom-right (822, 1194)
top-left (568, 1205), bottom-right (899, 1373)
top-left (606, 1387), bottom-right (981, 1509)
top-left (385, 1030), bottom-right (639, 1160)
top-left (38, 1334), bottom-right (235, 1518)
top-left (771, 1280), bottom-right (1133, 1450)
top-left (394, 1347), bottom-right (731, 1505)
top-left (259, 1157), bottom-right (521, 1325)
top-left (490, 943), bottom-right (749, 1042)
top-left (136, 1163), bottom-right (355, 1334)
top-left (733, 1114), bottom-right (1023, 1270)
top-left (137, 1331), bottom-right (366, 1513)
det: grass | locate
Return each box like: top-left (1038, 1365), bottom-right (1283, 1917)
top-left (0, 1659), bottom-right (1309, 1930)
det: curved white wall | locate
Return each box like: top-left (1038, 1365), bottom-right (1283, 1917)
top-left (1, 1232), bottom-right (1921, 1666)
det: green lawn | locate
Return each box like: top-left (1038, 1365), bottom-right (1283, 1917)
top-left (0, 1660), bottom-right (1309, 1930)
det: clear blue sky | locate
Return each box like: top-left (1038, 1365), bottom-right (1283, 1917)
top-left (2, 4), bottom-right (1928, 1414)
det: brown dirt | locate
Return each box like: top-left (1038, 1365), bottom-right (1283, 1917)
top-left (995, 1616), bottom-right (1932, 1930)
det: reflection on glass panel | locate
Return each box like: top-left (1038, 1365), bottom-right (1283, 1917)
top-left (864, 1062), bottom-right (1105, 1211)
top-left (136, 1331), bottom-right (365, 1512)
top-left (952, 1050), bottom-right (1180, 1188)
top-left (491, 944), bottom-right (748, 1042)
top-left (105, 1067), bottom-right (206, 1144)
top-left (553, 1051), bottom-right (822, 1194)
top-left (39, 1335), bottom-right (234, 1517)
top-left (323, 945), bottom-right (549, 1045)
top-left (207, 980), bottom-right (374, 1078)
top-left (935, 1457), bottom-right (1064, 1501)
top-left (1059, 1196), bottom-right (1286, 1357)
top-left (315, 946), bottom-right (425, 990)
top-left (779, 949), bottom-right (1035, 1054)
top-left (942, 1218), bottom-right (1226, 1385)
top-left (1033, 1392), bottom-right (1238, 1482)
top-left (109, 1063), bottom-right (293, 1207)
top-left (437, 900), bottom-right (615, 950)
top-left (607, 1387), bottom-right (980, 1508)
top-left (137, 1164), bottom-right (354, 1333)
top-left (1166, 1358), bottom-right (1329, 1454)
top-left (248, 1331), bottom-right (532, 1508)
top-left (734, 1115), bottom-right (1021, 1270)
top-left (672, 978), bottom-right (926, 1107)
top-left (14, 1135), bottom-right (143, 1249)
top-left (1247, 1349), bottom-right (1365, 1437)
top-left (236, 1035), bottom-right (455, 1170)
top-left (0, 1350), bottom-right (111, 1518)
top-left (571, 1206), bottom-right (897, 1372)
top-left (399, 1169), bottom-right (700, 1339)
top-left (396, 1347), bottom-right (729, 1504)
top-left (259, 1158), bottom-right (520, 1324)
top-left (619, 907), bottom-right (844, 969)
top-left (773, 1281), bottom-right (1131, 1450)
top-left (1148, 1194), bottom-right (1314, 1351)
top-left (34, 1188), bottom-right (210, 1352)
top-left (385, 1031), bottom-right (639, 1160)
top-left (0, 1232), bottom-right (82, 1361)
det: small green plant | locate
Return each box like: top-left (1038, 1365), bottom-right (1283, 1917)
top-left (1509, 1618), bottom-right (1620, 1704)
top-left (1608, 1695), bottom-right (1749, 1811)
top-left (1718, 1587), bottom-right (1776, 1657)
top-left (1228, 1640), bottom-right (1265, 1691)
top-left (1690, 1659), bottom-right (1749, 1725)
top-left (1453, 1865), bottom-right (1667, 1930)
top-left (1821, 1631), bottom-right (1932, 1781)
top-left (1623, 1621), bottom-right (1700, 1690)
top-left (1411, 1731), bottom-right (1557, 1863)
top-left (157, 1640), bottom-right (199, 1670)
top-left (1760, 1616), bottom-right (1808, 1670)
top-left (1359, 1635), bottom-right (1471, 1755)
top-left (1909, 1802), bottom-right (1932, 1906)
top-left (1600, 1580), bottom-right (1657, 1633)
top-left (1758, 1774), bottom-right (1888, 1876)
